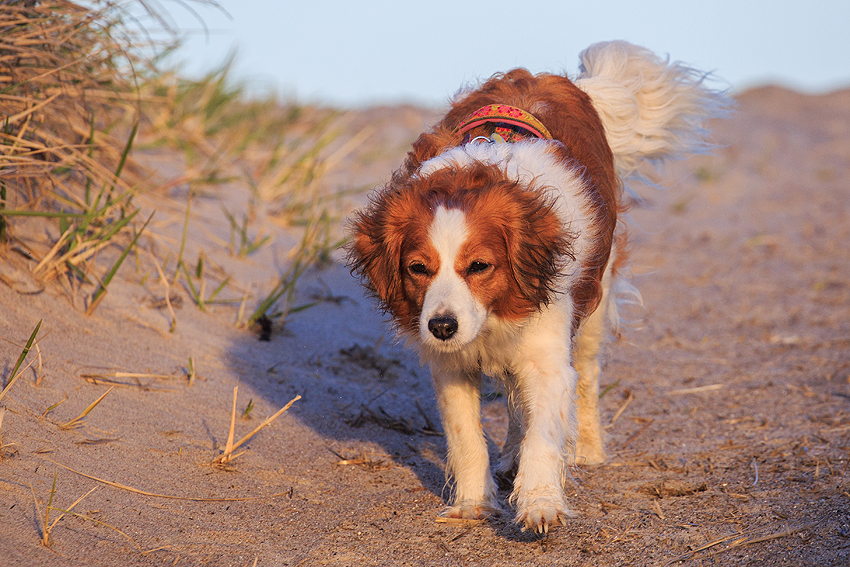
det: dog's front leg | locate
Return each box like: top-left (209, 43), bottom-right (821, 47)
top-left (511, 352), bottom-right (577, 532)
top-left (431, 365), bottom-right (500, 519)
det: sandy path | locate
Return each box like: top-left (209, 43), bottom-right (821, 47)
top-left (1, 87), bottom-right (849, 566)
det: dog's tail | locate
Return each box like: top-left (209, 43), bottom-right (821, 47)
top-left (574, 41), bottom-right (731, 186)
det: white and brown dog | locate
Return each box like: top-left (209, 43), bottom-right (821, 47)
top-left (348, 41), bottom-right (727, 532)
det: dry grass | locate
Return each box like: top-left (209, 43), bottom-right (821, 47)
top-left (140, 56), bottom-right (362, 220)
top-left (0, 406), bottom-right (10, 457)
top-left (79, 363), bottom-right (197, 390)
top-left (57, 385), bottom-right (113, 429)
top-left (32, 469), bottom-right (143, 550)
top-left (1, 1), bottom-right (354, 328)
top-left (0, 2), bottom-right (140, 187)
top-left (0, 2), bottom-right (153, 311)
top-left (213, 386), bottom-right (301, 465)
top-left (131, 62), bottom-right (354, 330)
top-left (34, 470), bottom-right (97, 547)
top-left (49, 458), bottom-right (291, 502)
top-left (660, 518), bottom-right (816, 566)
top-left (329, 447), bottom-right (392, 472)
top-left (142, 73), bottom-right (355, 328)
top-left (346, 401), bottom-right (442, 437)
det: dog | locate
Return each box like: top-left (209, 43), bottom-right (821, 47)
top-left (348, 41), bottom-right (727, 533)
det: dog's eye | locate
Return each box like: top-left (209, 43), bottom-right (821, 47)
top-left (408, 262), bottom-right (428, 275)
top-left (467, 261), bottom-right (490, 274)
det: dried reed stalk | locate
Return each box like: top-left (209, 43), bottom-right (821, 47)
top-left (213, 391), bottom-right (301, 465)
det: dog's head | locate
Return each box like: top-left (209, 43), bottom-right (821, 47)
top-left (348, 158), bottom-right (573, 351)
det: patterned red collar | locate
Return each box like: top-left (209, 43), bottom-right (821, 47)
top-left (454, 104), bottom-right (553, 144)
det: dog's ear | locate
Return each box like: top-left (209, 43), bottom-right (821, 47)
top-left (346, 196), bottom-right (404, 313)
top-left (499, 187), bottom-right (573, 309)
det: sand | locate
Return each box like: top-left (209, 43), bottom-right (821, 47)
top-left (1, 86), bottom-right (849, 566)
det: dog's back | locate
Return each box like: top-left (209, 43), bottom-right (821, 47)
top-left (402, 69), bottom-right (618, 206)
top-left (401, 41), bottom-right (729, 197)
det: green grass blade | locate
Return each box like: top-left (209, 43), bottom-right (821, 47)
top-left (43, 470), bottom-right (58, 545)
top-left (599, 379), bottom-right (621, 399)
top-left (86, 113), bottom-right (95, 205)
top-left (113, 120), bottom-right (138, 182)
top-left (91, 208), bottom-right (139, 243)
top-left (247, 251), bottom-right (312, 326)
top-left (86, 184), bottom-right (109, 220)
top-left (242, 234), bottom-right (271, 256)
top-left (0, 210), bottom-right (86, 219)
top-left (0, 319), bottom-right (42, 403)
top-left (87, 212), bottom-right (153, 315)
top-left (179, 260), bottom-right (205, 311)
top-left (286, 301), bottom-right (319, 315)
top-left (207, 276), bottom-right (231, 302)
top-left (174, 187), bottom-right (193, 283)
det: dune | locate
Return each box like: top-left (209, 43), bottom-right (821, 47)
top-left (1, 15), bottom-right (849, 561)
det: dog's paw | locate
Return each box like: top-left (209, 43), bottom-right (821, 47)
top-left (571, 444), bottom-right (606, 467)
top-left (514, 495), bottom-right (577, 533)
top-left (441, 499), bottom-right (503, 521)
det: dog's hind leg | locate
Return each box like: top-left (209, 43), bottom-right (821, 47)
top-left (572, 255), bottom-right (618, 465)
top-left (431, 366), bottom-right (501, 519)
top-left (572, 285), bottom-right (609, 466)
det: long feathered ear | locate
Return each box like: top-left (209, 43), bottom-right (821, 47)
top-left (497, 186), bottom-right (574, 309)
top-left (347, 210), bottom-right (393, 304)
top-left (346, 202), bottom-right (401, 310)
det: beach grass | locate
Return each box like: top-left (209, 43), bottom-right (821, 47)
top-left (213, 387), bottom-right (301, 465)
top-left (1, 0), bottom-right (351, 328)
top-left (32, 469), bottom-right (139, 549)
top-left (0, 3), bottom-right (154, 311)
top-left (57, 386), bottom-right (114, 430)
top-left (0, 407), bottom-right (8, 457)
top-left (35, 470), bottom-right (98, 546)
top-left (0, 319), bottom-right (42, 403)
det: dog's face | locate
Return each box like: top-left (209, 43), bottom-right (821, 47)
top-left (406, 204), bottom-right (506, 351)
top-left (349, 163), bottom-right (571, 351)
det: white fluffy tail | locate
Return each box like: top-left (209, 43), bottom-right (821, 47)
top-left (574, 41), bottom-right (730, 184)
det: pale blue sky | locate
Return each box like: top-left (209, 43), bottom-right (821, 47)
top-left (161, 0), bottom-right (850, 107)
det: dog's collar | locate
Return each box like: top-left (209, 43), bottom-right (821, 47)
top-left (454, 104), bottom-right (552, 145)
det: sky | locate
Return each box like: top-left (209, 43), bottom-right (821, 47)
top-left (156, 0), bottom-right (850, 107)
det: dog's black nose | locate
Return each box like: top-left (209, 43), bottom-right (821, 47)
top-left (428, 316), bottom-right (458, 341)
